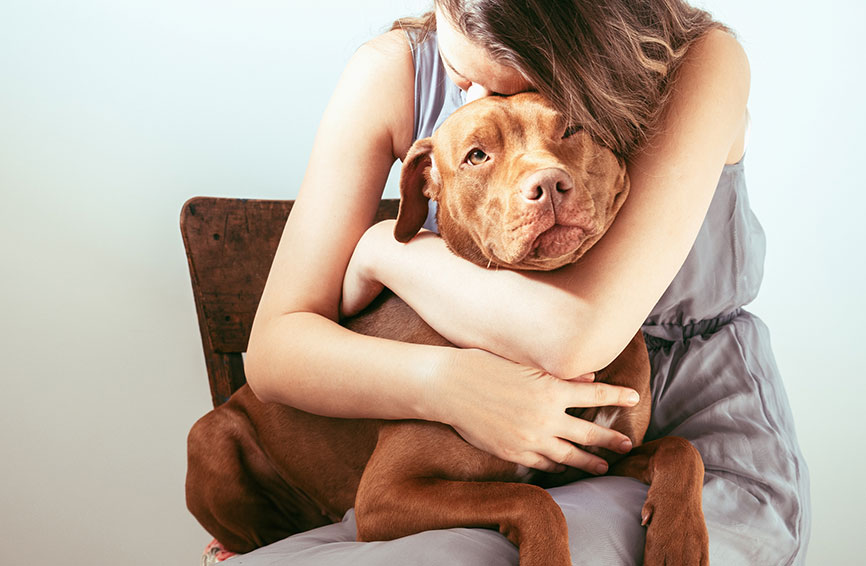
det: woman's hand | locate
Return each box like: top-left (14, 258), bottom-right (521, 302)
top-left (340, 221), bottom-right (392, 318)
top-left (433, 348), bottom-right (640, 475)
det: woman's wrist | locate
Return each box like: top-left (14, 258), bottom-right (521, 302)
top-left (340, 221), bottom-right (398, 317)
top-left (410, 344), bottom-right (455, 424)
top-left (365, 220), bottom-right (441, 281)
top-left (361, 219), bottom-right (399, 284)
top-left (351, 222), bottom-right (463, 425)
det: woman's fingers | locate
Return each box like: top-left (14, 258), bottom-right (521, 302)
top-left (522, 453), bottom-right (566, 474)
top-left (570, 381), bottom-right (640, 408)
top-left (444, 349), bottom-right (641, 476)
top-left (559, 413), bottom-right (633, 453)
top-left (544, 439), bottom-right (611, 475)
top-left (565, 372), bottom-right (596, 382)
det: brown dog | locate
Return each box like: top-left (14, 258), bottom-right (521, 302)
top-left (186, 92), bottom-right (709, 565)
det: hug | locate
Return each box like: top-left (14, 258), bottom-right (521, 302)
top-left (185, 1), bottom-right (811, 564)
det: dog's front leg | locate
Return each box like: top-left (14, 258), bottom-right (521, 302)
top-left (355, 421), bottom-right (571, 566)
top-left (610, 436), bottom-right (709, 566)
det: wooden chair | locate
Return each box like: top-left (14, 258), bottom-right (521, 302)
top-left (180, 196), bottom-right (400, 407)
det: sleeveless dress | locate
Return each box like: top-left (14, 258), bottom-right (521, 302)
top-left (227, 33), bottom-right (811, 565)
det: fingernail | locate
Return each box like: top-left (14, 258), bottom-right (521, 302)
top-left (620, 438), bottom-right (633, 453)
top-left (627, 391), bottom-right (640, 405)
top-left (595, 462), bottom-right (608, 475)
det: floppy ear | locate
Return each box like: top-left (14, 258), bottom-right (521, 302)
top-left (394, 137), bottom-right (437, 243)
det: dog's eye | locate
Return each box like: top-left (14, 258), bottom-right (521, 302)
top-left (562, 124), bottom-right (582, 139)
top-left (466, 149), bottom-right (489, 166)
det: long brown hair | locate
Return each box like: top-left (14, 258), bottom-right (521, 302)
top-left (393, 1), bottom-right (725, 157)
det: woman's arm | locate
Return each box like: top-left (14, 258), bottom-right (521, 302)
top-left (245, 31), bottom-right (639, 474)
top-left (245, 31), bottom-right (420, 415)
top-left (344, 30), bottom-right (751, 378)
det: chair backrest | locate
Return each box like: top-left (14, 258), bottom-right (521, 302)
top-left (180, 197), bottom-right (400, 407)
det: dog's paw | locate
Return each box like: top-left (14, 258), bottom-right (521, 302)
top-left (641, 496), bottom-right (709, 566)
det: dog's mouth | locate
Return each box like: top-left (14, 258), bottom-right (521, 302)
top-left (485, 221), bottom-right (593, 271)
top-left (530, 224), bottom-right (587, 259)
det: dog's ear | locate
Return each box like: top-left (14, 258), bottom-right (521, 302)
top-left (395, 137), bottom-right (437, 243)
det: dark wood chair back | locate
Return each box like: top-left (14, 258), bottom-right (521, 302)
top-left (180, 197), bottom-right (400, 407)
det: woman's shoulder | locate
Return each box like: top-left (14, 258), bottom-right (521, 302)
top-left (686, 28), bottom-right (750, 91)
top-left (660, 28), bottom-right (750, 164)
top-left (340, 29), bottom-right (416, 159)
top-left (684, 29), bottom-right (751, 164)
top-left (360, 28), bottom-right (415, 58)
top-left (353, 28), bottom-right (417, 88)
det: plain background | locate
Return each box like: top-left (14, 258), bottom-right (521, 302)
top-left (1, 0), bottom-right (862, 564)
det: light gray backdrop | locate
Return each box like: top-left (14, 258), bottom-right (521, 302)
top-left (1, 1), bottom-right (862, 564)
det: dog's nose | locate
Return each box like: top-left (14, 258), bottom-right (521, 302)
top-left (520, 168), bottom-right (574, 203)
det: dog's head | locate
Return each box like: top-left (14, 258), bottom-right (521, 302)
top-left (395, 92), bottom-right (629, 271)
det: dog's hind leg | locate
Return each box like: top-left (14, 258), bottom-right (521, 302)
top-left (186, 386), bottom-right (379, 553)
top-left (186, 402), bottom-right (335, 553)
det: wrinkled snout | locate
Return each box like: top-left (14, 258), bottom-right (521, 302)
top-left (520, 167), bottom-right (574, 208)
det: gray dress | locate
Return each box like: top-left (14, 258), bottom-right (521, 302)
top-left (226, 34), bottom-right (811, 565)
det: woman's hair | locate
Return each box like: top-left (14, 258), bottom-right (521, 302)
top-left (392, 1), bottom-right (726, 157)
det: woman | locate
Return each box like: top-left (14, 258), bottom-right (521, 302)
top-left (241, 1), bottom-right (810, 563)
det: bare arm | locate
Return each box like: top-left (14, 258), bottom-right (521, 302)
top-left (345, 30), bottom-right (751, 378)
top-left (245, 31), bottom-right (638, 474)
top-left (245, 32), bottom-right (429, 418)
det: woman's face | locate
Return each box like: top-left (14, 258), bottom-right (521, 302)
top-left (434, 7), bottom-right (533, 102)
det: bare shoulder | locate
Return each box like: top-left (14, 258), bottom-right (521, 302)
top-left (342, 29), bottom-right (416, 159)
top-left (362, 27), bottom-right (414, 58)
top-left (698, 29), bottom-right (748, 76)
top-left (674, 28), bottom-right (751, 163)
top-left (682, 28), bottom-right (750, 102)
